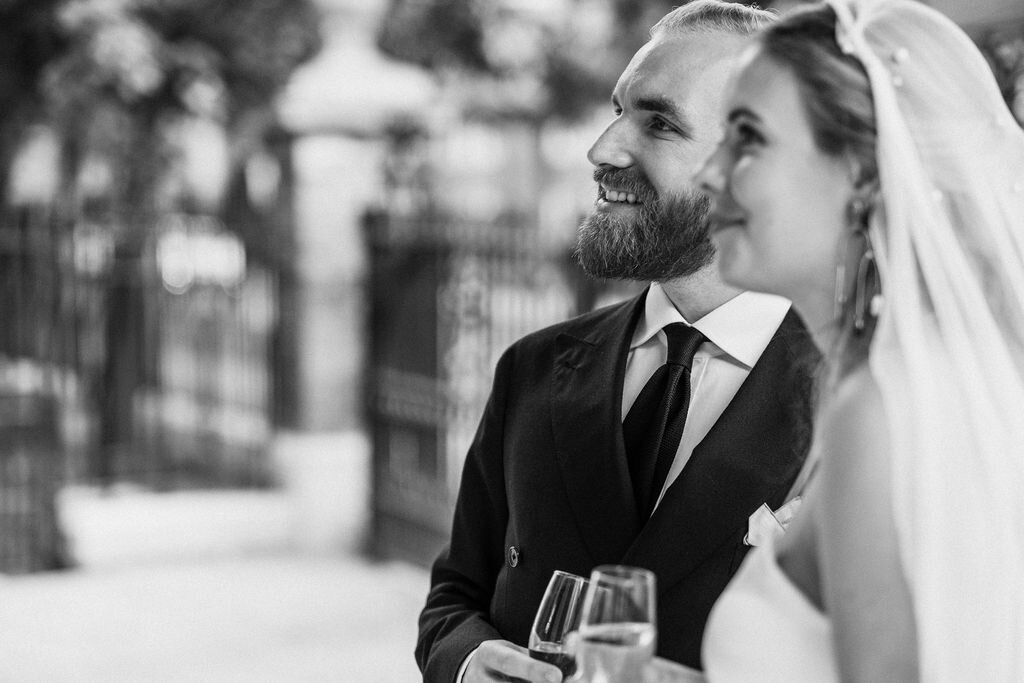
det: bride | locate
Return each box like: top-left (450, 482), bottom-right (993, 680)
top-left (690, 0), bottom-right (1024, 680)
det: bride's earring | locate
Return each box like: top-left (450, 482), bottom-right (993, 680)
top-left (834, 197), bottom-right (867, 319)
top-left (852, 232), bottom-right (882, 334)
top-left (835, 195), bottom-right (883, 334)
top-left (833, 236), bottom-right (852, 320)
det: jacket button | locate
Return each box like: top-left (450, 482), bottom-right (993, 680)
top-left (507, 545), bottom-right (520, 568)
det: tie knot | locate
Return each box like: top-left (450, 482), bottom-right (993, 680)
top-left (663, 323), bottom-right (705, 368)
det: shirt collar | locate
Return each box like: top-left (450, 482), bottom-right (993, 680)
top-left (631, 283), bottom-right (792, 368)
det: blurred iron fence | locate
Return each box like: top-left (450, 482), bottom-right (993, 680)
top-left (103, 213), bottom-right (277, 489)
top-left (364, 210), bottom-right (632, 566)
top-left (0, 206), bottom-right (77, 571)
top-left (0, 206), bottom-right (277, 571)
top-left (0, 385), bottom-right (66, 572)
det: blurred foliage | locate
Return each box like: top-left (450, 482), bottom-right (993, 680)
top-left (0, 0), bottom-right (70, 202)
top-left (0, 0), bottom-right (322, 211)
top-left (378, 0), bottom-right (1021, 125)
top-left (47, 0), bottom-right (323, 122)
top-left (0, 0), bottom-right (67, 114)
top-left (376, 0), bottom-right (764, 121)
top-left (377, 0), bottom-right (489, 72)
top-left (44, 0), bottom-right (322, 211)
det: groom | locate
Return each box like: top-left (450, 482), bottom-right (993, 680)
top-left (416, 2), bottom-right (816, 681)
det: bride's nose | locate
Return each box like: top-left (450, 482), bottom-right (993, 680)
top-left (694, 144), bottom-right (728, 198)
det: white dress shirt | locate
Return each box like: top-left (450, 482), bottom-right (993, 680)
top-left (623, 283), bottom-right (791, 513)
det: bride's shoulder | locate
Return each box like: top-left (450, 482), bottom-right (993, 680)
top-left (820, 365), bottom-right (885, 434)
top-left (818, 365), bottom-right (892, 481)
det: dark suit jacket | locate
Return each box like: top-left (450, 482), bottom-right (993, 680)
top-left (416, 290), bottom-right (816, 681)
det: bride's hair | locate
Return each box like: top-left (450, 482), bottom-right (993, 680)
top-left (758, 7), bottom-right (876, 175)
top-left (757, 6), bottom-right (880, 375)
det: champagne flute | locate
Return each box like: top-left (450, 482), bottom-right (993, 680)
top-left (571, 565), bottom-right (657, 682)
top-left (529, 570), bottom-right (590, 679)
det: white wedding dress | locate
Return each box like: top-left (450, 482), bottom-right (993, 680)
top-left (701, 536), bottom-right (837, 682)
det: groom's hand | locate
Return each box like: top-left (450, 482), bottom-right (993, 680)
top-left (463, 639), bottom-right (562, 683)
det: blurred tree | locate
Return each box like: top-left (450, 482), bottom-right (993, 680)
top-left (34, 0), bottom-right (322, 481)
top-left (376, 0), bottom-right (770, 121)
top-left (376, 0), bottom-right (489, 72)
top-left (44, 0), bottom-right (322, 213)
top-left (0, 0), bottom-right (69, 206)
top-left (377, 0), bottom-right (1021, 137)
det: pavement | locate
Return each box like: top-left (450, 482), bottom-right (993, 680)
top-left (0, 432), bottom-right (430, 682)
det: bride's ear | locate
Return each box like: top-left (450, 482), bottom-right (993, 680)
top-left (844, 154), bottom-right (869, 186)
top-left (846, 156), bottom-right (879, 201)
top-left (844, 161), bottom-right (880, 230)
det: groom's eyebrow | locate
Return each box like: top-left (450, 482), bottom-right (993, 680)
top-left (636, 95), bottom-right (692, 137)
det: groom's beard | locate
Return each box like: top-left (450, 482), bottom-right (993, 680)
top-left (574, 167), bottom-right (714, 282)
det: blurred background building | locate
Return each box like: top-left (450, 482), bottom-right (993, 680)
top-left (0, 0), bottom-right (1020, 677)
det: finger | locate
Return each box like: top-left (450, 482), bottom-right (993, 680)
top-left (483, 671), bottom-right (528, 682)
top-left (466, 642), bottom-right (523, 683)
top-left (482, 665), bottom-right (561, 683)
top-left (475, 641), bottom-right (562, 683)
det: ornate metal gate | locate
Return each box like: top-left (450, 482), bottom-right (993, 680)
top-left (364, 210), bottom-right (613, 565)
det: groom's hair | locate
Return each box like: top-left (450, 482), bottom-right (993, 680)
top-left (651, 0), bottom-right (776, 39)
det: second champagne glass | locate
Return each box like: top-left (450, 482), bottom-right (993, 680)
top-left (571, 565), bottom-right (657, 682)
top-left (529, 570), bottom-right (590, 679)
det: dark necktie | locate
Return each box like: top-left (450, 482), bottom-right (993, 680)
top-left (623, 323), bottom-right (707, 521)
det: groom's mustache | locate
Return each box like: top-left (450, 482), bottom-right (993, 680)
top-left (594, 167), bottom-right (659, 204)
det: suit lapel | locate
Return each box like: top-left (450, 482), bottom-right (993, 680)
top-left (623, 310), bottom-right (813, 593)
top-left (551, 292), bottom-right (646, 564)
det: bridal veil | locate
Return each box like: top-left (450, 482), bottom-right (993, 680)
top-left (827, 0), bottom-right (1024, 677)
